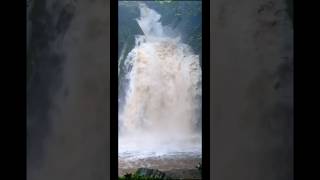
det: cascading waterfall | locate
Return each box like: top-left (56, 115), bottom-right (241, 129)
top-left (119, 3), bottom-right (202, 158)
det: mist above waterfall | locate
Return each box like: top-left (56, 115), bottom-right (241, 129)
top-left (119, 2), bottom-right (202, 158)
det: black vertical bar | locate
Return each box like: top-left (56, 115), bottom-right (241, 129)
top-left (202, 0), bottom-right (211, 179)
top-left (110, 0), bottom-right (118, 179)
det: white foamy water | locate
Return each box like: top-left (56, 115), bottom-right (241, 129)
top-left (119, 3), bottom-right (202, 162)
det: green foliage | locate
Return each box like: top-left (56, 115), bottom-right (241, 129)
top-left (119, 168), bottom-right (171, 180)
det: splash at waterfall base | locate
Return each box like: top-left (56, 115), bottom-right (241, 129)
top-left (118, 2), bottom-right (202, 178)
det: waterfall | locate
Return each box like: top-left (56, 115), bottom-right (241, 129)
top-left (119, 3), bottom-right (202, 157)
